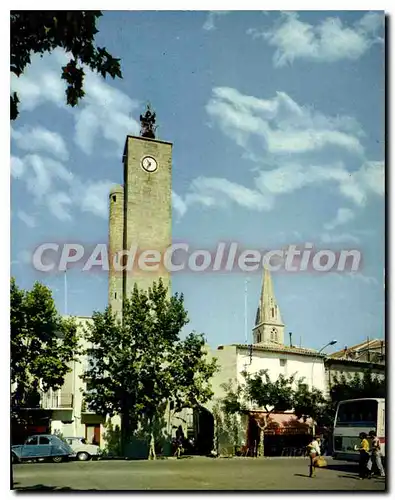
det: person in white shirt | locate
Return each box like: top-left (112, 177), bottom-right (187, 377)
top-left (369, 430), bottom-right (385, 477)
top-left (307, 436), bottom-right (321, 478)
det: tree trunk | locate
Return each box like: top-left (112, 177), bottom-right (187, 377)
top-left (148, 417), bottom-right (156, 460)
top-left (148, 431), bottom-right (156, 460)
top-left (121, 413), bottom-right (130, 457)
top-left (257, 414), bottom-right (269, 457)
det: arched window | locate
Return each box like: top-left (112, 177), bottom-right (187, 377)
top-left (271, 307), bottom-right (275, 318)
top-left (271, 327), bottom-right (278, 342)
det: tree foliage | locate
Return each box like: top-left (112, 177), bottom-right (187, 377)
top-left (11, 11), bottom-right (122, 119)
top-left (10, 277), bottom-right (78, 408)
top-left (219, 365), bottom-right (386, 455)
top-left (82, 279), bottom-right (218, 457)
top-left (221, 370), bottom-right (299, 456)
top-left (293, 381), bottom-right (328, 424)
top-left (330, 370), bottom-right (385, 402)
top-left (316, 370), bottom-right (387, 428)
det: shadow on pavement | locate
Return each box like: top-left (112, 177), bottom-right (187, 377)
top-left (325, 463), bottom-right (358, 473)
top-left (13, 484), bottom-right (98, 491)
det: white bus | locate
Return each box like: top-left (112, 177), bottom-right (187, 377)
top-left (333, 398), bottom-right (385, 462)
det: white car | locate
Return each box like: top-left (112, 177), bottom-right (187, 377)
top-left (64, 437), bottom-right (101, 461)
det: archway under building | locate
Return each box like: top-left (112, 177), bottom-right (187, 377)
top-left (193, 406), bottom-right (215, 456)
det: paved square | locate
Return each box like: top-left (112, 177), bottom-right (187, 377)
top-left (12, 457), bottom-right (386, 491)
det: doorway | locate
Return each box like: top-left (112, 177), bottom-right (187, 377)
top-left (85, 424), bottom-right (101, 446)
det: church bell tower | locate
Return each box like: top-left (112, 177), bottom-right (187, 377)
top-left (108, 105), bottom-right (172, 317)
top-left (252, 267), bottom-right (285, 345)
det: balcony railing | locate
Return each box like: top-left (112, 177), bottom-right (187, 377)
top-left (40, 391), bottom-right (73, 410)
top-left (81, 398), bottom-right (95, 414)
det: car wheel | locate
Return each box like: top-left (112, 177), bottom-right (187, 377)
top-left (77, 452), bottom-right (90, 461)
top-left (52, 456), bottom-right (63, 463)
top-left (11, 453), bottom-right (19, 464)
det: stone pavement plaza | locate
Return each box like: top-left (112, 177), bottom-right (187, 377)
top-left (12, 457), bottom-right (386, 491)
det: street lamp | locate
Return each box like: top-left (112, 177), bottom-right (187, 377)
top-left (310, 339), bottom-right (337, 435)
top-left (318, 339), bottom-right (338, 354)
top-left (311, 339), bottom-right (338, 389)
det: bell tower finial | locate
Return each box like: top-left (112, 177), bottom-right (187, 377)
top-left (139, 103), bottom-right (157, 139)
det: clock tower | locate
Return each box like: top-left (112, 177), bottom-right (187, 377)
top-left (108, 106), bottom-right (172, 317)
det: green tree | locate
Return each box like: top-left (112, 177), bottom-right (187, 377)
top-left (11, 277), bottom-right (78, 410)
top-left (293, 380), bottom-right (328, 431)
top-left (11, 11), bottom-right (122, 119)
top-left (330, 370), bottom-right (385, 403)
top-left (294, 370), bottom-right (386, 431)
top-left (82, 279), bottom-right (218, 458)
top-left (222, 370), bottom-right (297, 457)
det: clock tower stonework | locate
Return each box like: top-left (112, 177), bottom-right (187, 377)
top-left (108, 132), bottom-right (172, 318)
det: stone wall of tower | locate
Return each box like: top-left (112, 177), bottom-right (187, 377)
top-left (108, 184), bottom-right (124, 318)
top-left (123, 136), bottom-right (172, 298)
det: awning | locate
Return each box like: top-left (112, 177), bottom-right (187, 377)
top-left (249, 412), bottom-right (313, 435)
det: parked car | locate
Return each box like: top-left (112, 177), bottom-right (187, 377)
top-left (63, 437), bottom-right (101, 461)
top-left (11, 434), bottom-right (74, 463)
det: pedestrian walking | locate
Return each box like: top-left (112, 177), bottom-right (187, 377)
top-left (306, 436), bottom-right (321, 478)
top-left (355, 432), bottom-right (371, 479)
top-left (368, 430), bottom-right (385, 477)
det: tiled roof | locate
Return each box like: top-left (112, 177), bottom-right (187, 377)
top-left (233, 343), bottom-right (325, 358)
top-left (330, 338), bottom-right (385, 359)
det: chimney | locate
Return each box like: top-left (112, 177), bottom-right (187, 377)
top-left (289, 332), bottom-right (293, 348)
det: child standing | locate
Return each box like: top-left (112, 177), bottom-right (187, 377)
top-left (307, 436), bottom-right (321, 478)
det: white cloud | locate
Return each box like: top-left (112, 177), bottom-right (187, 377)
top-left (11, 250), bottom-right (32, 267)
top-left (320, 232), bottom-right (360, 244)
top-left (12, 153), bottom-right (114, 222)
top-left (47, 192), bottom-right (73, 221)
top-left (175, 159), bottom-right (384, 219)
top-left (10, 48), bottom-right (140, 157)
top-left (74, 179), bottom-right (114, 219)
top-left (13, 154), bottom-right (73, 199)
top-left (174, 177), bottom-right (272, 218)
top-left (346, 272), bottom-right (379, 285)
top-left (203, 11), bottom-right (230, 31)
top-left (11, 156), bottom-right (25, 179)
top-left (17, 210), bottom-right (36, 228)
top-left (11, 126), bottom-right (68, 161)
top-left (73, 70), bottom-right (140, 155)
top-left (206, 87), bottom-right (364, 155)
top-left (255, 11), bottom-right (384, 67)
top-left (172, 191), bottom-right (188, 219)
top-left (324, 207), bottom-right (355, 231)
top-left (255, 161), bottom-right (384, 206)
top-left (187, 177), bottom-right (273, 211)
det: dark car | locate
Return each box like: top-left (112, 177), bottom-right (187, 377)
top-left (12, 434), bottom-right (74, 463)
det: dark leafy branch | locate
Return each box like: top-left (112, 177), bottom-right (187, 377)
top-left (11, 11), bottom-right (122, 119)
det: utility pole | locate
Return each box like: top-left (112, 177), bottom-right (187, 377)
top-left (244, 278), bottom-right (249, 345)
top-left (64, 270), bottom-right (68, 316)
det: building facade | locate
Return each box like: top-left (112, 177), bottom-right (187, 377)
top-left (325, 339), bottom-right (385, 391)
top-left (203, 268), bottom-right (327, 455)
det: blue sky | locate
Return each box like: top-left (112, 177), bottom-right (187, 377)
top-left (10, 10), bottom-right (385, 353)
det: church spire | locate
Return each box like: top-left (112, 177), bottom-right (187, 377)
top-left (253, 266), bottom-right (284, 345)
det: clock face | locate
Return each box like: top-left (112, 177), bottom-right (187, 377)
top-left (141, 156), bottom-right (158, 173)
